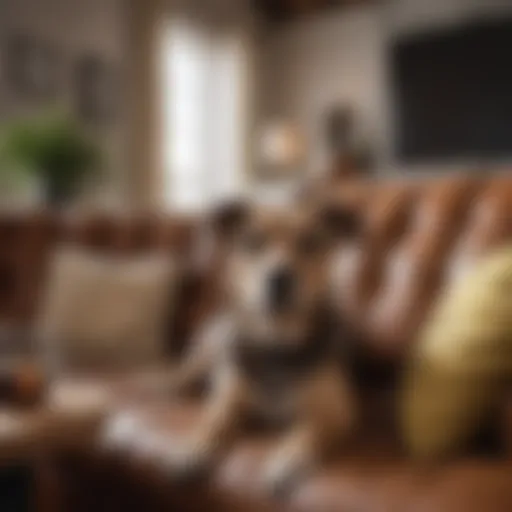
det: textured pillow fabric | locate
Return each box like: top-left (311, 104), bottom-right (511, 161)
top-left (38, 247), bottom-right (176, 372)
top-left (402, 245), bottom-right (512, 459)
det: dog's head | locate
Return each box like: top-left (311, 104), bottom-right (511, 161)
top-left (212, 200), bottom-right (361, 343)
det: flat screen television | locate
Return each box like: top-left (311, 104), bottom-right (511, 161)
top-left (391, 19), bottom-right (512, 163)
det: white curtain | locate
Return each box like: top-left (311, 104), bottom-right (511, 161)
top-left (159, 17), bottom-right (248, 212)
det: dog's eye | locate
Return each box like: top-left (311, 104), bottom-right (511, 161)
top-left (240, 231), bottom-right (266, 252)
top-left (297, 232), bottom-right (326, 256)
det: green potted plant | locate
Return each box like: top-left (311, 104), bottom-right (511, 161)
top-left (0, 112), bottom-right (102, 208)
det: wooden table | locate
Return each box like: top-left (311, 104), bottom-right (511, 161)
top-left (0, 381), bottom-right (111, 512)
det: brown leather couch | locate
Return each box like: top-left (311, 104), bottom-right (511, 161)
top-left (1, 173), bottom-right (512, 511)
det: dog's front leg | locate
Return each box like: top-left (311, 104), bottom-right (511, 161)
top-left (167, 314), bottom-right (234, 397)
top-left (169, 366), bottom-right (246, 481)
top-left (262, 369), bottom-right (354, 498)
top-left (261, 422), bottom-right (325, 499)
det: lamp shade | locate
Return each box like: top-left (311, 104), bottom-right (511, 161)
top-left (259, 121), bottom-right (304, 170)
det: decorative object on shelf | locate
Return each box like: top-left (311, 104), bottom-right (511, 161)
top-left (323, 104), bottom-right (374, 178)
top-left (258, 120), bottom-right (305, 180)
top-left (2, 34), bottom-right (60, 101)
top-left (0, 111), bottom-right (103, 208)
top-left (74, 54), bottom-right (120, 125)
top-left (253, 121), bottom-right (306, 205)
top-left (325, 105), bottom-right (354, 157)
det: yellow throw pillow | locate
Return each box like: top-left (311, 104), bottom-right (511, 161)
top-left (402, 245), bottom-right (512, 459)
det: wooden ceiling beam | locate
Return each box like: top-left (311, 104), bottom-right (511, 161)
top-left (255, 0), bottom-right (373, 23)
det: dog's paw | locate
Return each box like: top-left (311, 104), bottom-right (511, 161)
top-left (172, 455), bottom-right (211, 484)
top-left (261, 461), bottom-right (307, 501)
top-left (161, 440), bottom-right (214, 484)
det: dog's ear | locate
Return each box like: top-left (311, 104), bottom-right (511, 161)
top-left (319, 204), bottom-right (362, 240)
top-left (211, 200), bottom-right (250, 242)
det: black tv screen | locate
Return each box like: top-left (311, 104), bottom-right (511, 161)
top-left (391, 19), bottom-right (512, 162)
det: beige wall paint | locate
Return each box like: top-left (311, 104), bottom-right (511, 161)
top-left (0, 0), bottom-right (134, 201)
top-left (0, 0), bottom-right (263, 204)
top-left (259, 5), bottom-right (386, 175)
top-left (125, 0), bottom-right (163, 207)
top-left (259, 0), bottom-right (512, 175)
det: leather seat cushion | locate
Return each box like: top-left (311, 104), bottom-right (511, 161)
top-left (292, 461), bottom-right (512, 512)
top-left (84, 396), bottom-right (512, 512)
top-left (95, 397), bottom-right (403, 501)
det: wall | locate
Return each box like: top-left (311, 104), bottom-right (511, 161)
top-left (0, 0), bottom-right (264, 206)
top-left (0, 0), bottom-right (133, 201)
top-left (259, 0), bottom-right (512, 175)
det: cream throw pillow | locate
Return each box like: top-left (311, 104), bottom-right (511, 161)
top-left (38, 247), bottom-right (176, 371)
top-left (402, 244), bottom-right (512, 459)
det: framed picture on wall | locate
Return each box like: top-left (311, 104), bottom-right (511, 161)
top-left (73, 54), bottom-right (120, 125)
top-left (1, 34), bottom-right (60, 101)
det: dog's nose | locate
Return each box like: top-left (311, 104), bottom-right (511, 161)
top-left (268, 266), bottom-right (295, 310)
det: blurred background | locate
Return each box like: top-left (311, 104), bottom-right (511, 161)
top-left (1, 0), bottom-right (511, 211)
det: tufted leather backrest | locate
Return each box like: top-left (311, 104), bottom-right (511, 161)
top-left (325, 174), bottom-right (512, 362)
top-left (1, 174), bottom-right (511, 364)
top-left (0, 211), bottom-right (198, 355)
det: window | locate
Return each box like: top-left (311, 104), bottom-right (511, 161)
top-left (159, 18), bottom-right (248, 212)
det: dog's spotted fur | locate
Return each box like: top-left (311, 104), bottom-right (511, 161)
top-left (165, 201), bottom-right (359, 496)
